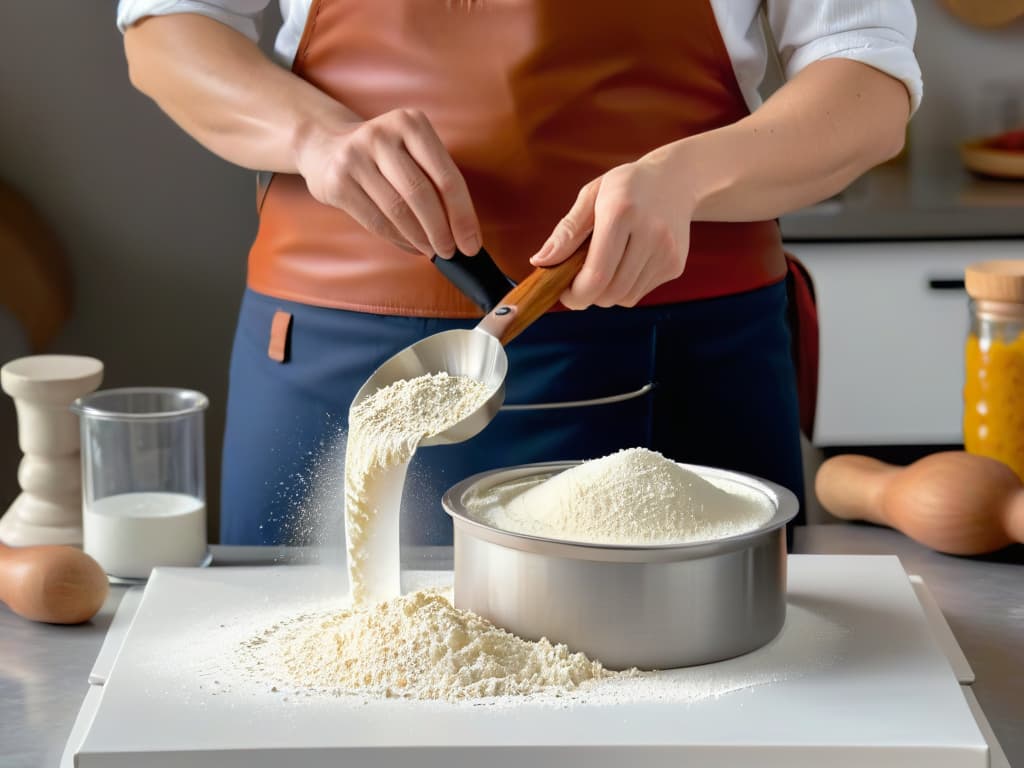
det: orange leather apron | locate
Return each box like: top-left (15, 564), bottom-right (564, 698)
top-left (248, 0), bottom-right (787, 317)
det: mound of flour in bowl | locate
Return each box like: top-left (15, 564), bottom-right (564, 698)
top-left (466, 448), bottom-right (773, 544)
top-left (241, 588), bottom-right (616, 701)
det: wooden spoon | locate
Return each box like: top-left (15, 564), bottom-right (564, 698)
top-left (815, 451), bottom-right (1024, 555)
top-left (0, 543), bottom-right (109, 624)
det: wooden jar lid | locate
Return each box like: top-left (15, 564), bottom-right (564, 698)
top-left (966, 260), bottom-right (1024, 303)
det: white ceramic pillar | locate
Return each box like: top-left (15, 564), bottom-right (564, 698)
top-left (0, 355), bottom-right (103, 546)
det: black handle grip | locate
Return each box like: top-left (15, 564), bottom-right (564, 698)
top-left (431, 248), bottom-right (515, 313)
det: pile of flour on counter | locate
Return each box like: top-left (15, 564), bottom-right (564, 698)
top-left (226, 584), bottom-right (846, 705)
top-left (240, 588), bottom-right (616, 701)
top-left (466, 448), bottom-right (772, 544)
top-left (237, 365), bottom-right (625, 704)
top-left (234, 424), bottom-right (789, 704)
top-left (234, 368), bottom-right (620, 704)
top-left (344, 372), bottom-right (490, 605)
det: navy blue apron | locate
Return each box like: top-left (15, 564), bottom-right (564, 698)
top-left (219, 282), bottom-right (804, 547)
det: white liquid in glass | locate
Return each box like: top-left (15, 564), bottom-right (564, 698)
top-left (84, 492), bottom-right (207, 579)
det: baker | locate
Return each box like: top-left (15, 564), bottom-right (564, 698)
top-left (117, 0), bottom-right (921, 546)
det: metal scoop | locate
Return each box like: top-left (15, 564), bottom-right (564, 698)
top-left (350, 244), bottom-right (587, 446)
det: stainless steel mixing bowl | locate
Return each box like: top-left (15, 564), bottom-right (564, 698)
top-left (442, 460), bottom-right (799, 670)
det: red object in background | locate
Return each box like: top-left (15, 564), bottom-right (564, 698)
top-left (986, 129), bottom-right (1024, 152)
top-left (785, 255), bottom-right (819, 440)
top-left (0, 180), bottom-right (72, 351)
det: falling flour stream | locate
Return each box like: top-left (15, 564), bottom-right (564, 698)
top-left (343, 372), bottom-right (491, 606)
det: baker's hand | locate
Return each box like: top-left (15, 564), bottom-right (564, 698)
top-left (294, 109), bottom-right (481, 258)
top-left (529, 157), bottom-right (693, 309)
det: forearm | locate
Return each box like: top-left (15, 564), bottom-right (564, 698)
top-left (654, 58), bottom-right (911, 222)
top-left (123, 13), bottom-right (358, 173)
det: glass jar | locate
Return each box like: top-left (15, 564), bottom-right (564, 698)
top-left (963, 261), bottom-right (1024, 481)
top-left (70, 387), bottom-right (210, 581)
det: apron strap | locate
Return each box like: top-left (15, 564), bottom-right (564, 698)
top-left (268, 309), bottom-right (293, 363)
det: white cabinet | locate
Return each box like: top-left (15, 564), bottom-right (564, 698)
top-left (789, 240), bottom-right (1022, 446)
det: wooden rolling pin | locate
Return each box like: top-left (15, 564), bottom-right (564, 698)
top-left (0, 543), bottom-right (108, 624)
top-left (815, 451), bottom-right (1024, 555)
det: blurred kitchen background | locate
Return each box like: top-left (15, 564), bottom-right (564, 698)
top-left (1, 1), bottom-right (1022, 538)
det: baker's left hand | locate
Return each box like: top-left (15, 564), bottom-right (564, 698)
top-left (530, 155), bottom-right (693, 309)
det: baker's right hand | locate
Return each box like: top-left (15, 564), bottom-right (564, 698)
top-left (294, 109), bottom-right (481, 259)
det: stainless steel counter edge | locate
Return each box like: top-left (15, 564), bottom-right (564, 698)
top-left (779, 163), bottom-right (1024, 241)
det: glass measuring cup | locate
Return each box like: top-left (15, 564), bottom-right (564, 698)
top-left (71, 387), bottom-right (211, 581)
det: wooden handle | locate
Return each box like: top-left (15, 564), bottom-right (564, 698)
top-left (814, 454), bottom-right (897, 526)
top-left (1004, 489), bottom-right (1024, 545)
top-left (816, 451), bottom-right (1024, 555)
top-left (0, 542), bottom-right (108, 624)
top-left (481, 244), bottom-right (588, 346)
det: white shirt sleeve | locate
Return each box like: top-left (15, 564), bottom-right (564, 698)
top-left (766, 0), bottom-right (922, 113)
top-left (116, 0), bottom-right (271, 43)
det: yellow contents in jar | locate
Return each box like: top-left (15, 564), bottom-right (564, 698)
top-left (964, 331), bottom-right (1024, 481)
